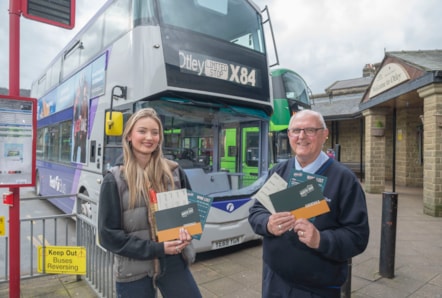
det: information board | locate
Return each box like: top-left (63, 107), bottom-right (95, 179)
top-left (0, 96), bottom-right (36, 188)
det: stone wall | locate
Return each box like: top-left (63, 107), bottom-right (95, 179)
top-left (395, 106), bottom-right (424, 187)
top-left (419, 84), bottom-right (442, 216)
top-left (324, 119), bottom-right (363, 163)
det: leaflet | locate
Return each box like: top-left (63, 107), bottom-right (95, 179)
top-left (155, 203), bottom-right (203, 242)
top-left (251, 172), bottom-right (287, 213)
top-left (269, 179), bottom-right (330, 219)
top-left (156, 188), bottom-right (189, 210)
top-left (153, 188), bottom-right (213, 241)
top-left (289, 169), bottom-right (327, 191)
top-left (187, 190), bottom-right (213, 240)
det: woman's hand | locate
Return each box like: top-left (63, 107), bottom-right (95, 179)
top-left (164, 228), bottom-right (192, 255)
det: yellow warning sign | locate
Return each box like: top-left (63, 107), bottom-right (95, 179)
top-left (0, 216), bottom-right (5, 236)
top-left (38, 246), bottom-right (86, 275)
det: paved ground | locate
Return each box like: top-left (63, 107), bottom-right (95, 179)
top-left (1, 185), bottom-right (441, 297)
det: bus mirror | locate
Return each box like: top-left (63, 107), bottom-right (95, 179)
top-left (106, 111), bottom-right (123, 136)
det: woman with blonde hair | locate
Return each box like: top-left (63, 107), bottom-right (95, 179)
top-left (98, 108), bottom-right (201, 297)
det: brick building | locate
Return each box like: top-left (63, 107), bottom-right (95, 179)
top-left (312, 50), bottom-right (442, 217)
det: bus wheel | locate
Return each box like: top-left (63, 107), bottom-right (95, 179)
top-left (35, 171), bottom-right (41, 196)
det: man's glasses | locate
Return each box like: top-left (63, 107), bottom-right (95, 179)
top-left (287, 127), bottom-right (324, 137)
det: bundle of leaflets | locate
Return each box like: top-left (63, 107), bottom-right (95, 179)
top-left (154, 188), bottom-right (213, 241)
top-left (252, 171), bottom-right (330, 219)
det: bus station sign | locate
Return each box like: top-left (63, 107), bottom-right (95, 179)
top-left (0, 96), bottom-right (36, 188)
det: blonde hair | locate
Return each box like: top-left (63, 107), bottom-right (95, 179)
top-left (122, 108), bottom-right (175, 208)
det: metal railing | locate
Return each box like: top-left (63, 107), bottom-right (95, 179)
top-left (76, 192), bottom-right (115, 298)
top-left (0, 192), bottom-right (115, 297)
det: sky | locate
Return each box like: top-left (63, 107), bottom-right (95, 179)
top-left (1, 0), bottom-right (441, 95)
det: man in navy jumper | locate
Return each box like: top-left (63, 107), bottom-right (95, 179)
top-left (249, 110), bottom-right (369, 297)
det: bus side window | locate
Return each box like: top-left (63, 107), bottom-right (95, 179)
top-left (103, 147), bottom-right (122, 172)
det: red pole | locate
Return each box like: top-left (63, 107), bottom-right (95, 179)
top-left (9, 0), bottom-right (20, 95)
top-left (8, 188), bottom-right (20, 298)
top-left (9, 0), bottom-right (22, 297)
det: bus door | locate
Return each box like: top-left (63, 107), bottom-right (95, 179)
top-left (220, 122), bottom-right (262, 188)
top-left (241, 122), bottom-right (261, 187)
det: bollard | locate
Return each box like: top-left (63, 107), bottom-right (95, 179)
top-left (340, 258), bottom-right (352, 297)
top-left (379, 192), bottom-right (398, 278)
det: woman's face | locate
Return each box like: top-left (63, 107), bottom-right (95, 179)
top-left (127, 116), bottom-right (160, 160)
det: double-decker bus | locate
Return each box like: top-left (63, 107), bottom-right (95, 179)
top-left (269, 68), bottom-right (311, 162)
top-left (32, 0), bottom-right (275, 252)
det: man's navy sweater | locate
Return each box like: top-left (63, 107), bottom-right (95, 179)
top-left (249, 158), bottom-right (369, 294)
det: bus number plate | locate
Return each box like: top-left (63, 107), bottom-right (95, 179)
top-left (212, 236), bottom-right (240, 249)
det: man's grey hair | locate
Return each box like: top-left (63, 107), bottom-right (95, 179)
top-left (289, 110), bottom-right (327, 129)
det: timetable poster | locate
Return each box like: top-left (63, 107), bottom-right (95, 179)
top-left (0, 96), bottom-right (36, 187)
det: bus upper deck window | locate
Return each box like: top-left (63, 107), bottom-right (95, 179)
top-left (195, 0), bottom-right (228, 15)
